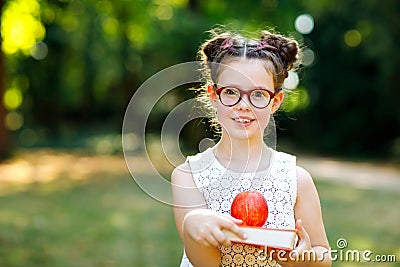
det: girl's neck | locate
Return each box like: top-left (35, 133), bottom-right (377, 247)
top-left (213, 134), bottom-right (272, 173)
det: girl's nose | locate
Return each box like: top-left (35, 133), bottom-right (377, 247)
top-left (235, 95), bottom-right (252, 111)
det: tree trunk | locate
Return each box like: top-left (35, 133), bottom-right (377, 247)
top-left (0, 0), bottom-right (11, 159)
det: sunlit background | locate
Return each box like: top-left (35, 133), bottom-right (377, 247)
top-left (1, 0), bottom-right (399, 158)
top-left (0, 0), bottom-right (399, 266)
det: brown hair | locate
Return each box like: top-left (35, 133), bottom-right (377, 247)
top-left (195, 27), bottom-right (301, 132)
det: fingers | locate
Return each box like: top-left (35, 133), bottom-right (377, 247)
top-left (211, 228), bottom-right (231, 247)
top-left (185, 210), bottom-right (247, 248)
top-left (295, 218), bottom-right (302, 229)
top-left (203, 215), bottom-right (247, 247)
top-left (192, 228), bottom-right (221, 247)
top-left (293, 219), bottom-right (312, 254)
top-left (295, 219), bottom-right (304, 238)
top-left (223, 214), bottom-right (243, 225)
top-left (220, 215), bottom-right (247, 240)
top-left (205, 232), bottom-right (220, 247)
top-left (295, 219), bottom-right (310, 243)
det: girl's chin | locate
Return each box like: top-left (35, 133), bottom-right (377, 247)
top-left (224, 130), bottom-right (263, 141)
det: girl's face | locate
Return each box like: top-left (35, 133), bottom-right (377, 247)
top-left (211, 58), bottom-right (283, 141)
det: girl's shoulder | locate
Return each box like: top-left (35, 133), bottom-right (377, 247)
top-left (295, 165), bottom-right (316, 191)
top-left (171, 161), bottom-right (192, 184)
top-left (171, 161), bottom-right (207, 208)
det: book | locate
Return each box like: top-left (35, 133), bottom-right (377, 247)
top-left (223, 227), bottom-right (298, 250)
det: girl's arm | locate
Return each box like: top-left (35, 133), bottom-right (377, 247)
top-left (275, 166), bottom-right (332, 267)
top-left (171, 163), bottom-right (246, 267)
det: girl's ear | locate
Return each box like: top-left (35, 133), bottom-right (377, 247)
top-left (270, 90), bottom-right (284, 114)
top-left (207, 84), bottom-right (217, 100)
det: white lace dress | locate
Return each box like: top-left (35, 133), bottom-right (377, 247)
top-left (179, 147), bottom-right (297, 267)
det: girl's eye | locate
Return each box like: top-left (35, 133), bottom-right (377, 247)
top-left (223, 88), bottom-right (239, 96)
top-left (252, 90), bottom-right (266, 98)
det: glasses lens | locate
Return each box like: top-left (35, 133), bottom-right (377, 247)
top-left (220, 87), bottom-right (240, 106)
top-left (250, 90), bottom-right (270, 108)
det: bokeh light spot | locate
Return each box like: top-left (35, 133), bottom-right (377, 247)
top-left (3, 88), bottom-right (23, 110)
top-left (344, 30), bottom-right (362, 47)
top-left (198, 138), bottom-right (215, 152)
top-left (30, 42), bottom-right (48, 60)
top-left (156, 5), bottom-right (173, 20)
top-left (5, 111), bottom-right (24, 131)
top-left (1, 0), bottom-right (45, 55)
top-left (126, 24), bottom-right (146, 48)
top-left (102, 17), bottom-right (119, 36)
top-left (283, 71), bottom-right (299, 90)
top-left (294, 14), bottom-right (314, 34)
top-left (301, 48), bottom-right (315, 66)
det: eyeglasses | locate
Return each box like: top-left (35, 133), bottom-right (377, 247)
top-left (214, 84), bottom-right (277, 109)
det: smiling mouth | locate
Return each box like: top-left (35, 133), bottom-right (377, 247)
top-left (233, 118), bottom-right (254, 124)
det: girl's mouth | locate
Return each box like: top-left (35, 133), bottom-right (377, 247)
top-left (233, 117), bottom-right (255, 126)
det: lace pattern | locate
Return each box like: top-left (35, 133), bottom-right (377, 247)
top-left (179, 148), bottom-right (297, 267)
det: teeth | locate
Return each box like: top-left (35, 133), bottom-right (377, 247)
top-left (236, 118), bottom-right (251, 123)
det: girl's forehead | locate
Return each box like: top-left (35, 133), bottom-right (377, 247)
top-left (217, 58), bottom-right (274, 87)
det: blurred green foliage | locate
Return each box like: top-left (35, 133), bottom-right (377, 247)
top-left (1, 0), bottom-right (399, 158)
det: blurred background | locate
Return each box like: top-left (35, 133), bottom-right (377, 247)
top-left (0, 0), bottom-right (399, 266)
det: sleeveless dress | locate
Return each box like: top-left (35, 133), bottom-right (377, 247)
top-left (179, 147), bottom-right (297, 267)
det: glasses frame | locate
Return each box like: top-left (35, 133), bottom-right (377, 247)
top-left (213, 84), bottom-right (278, 109)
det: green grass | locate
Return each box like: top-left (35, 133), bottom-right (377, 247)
top-left (0, 175), bottom-right (183, 267)
top-left (317, 181), bottom-right (400, 266)
top-left (0, 174), bottom-right (398, 266)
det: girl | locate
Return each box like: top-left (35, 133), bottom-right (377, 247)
top-left (172, 28), bottom-right (331, 267)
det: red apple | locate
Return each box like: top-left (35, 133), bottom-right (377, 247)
top-left (231, 191), bottom-right (268, 227)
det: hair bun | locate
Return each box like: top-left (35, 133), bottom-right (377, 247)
top-left (201, 33), bottom-right (232, 63)
top-left (260, 30), bottom-right (299, 71)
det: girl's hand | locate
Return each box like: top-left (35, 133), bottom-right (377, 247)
top-left (183, 209), bottom-right (247, 247)
top-left (274, 219), bottom-right (313, 266)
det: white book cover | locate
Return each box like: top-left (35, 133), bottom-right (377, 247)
top-left (223, 227), bottom-right (298, 250)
